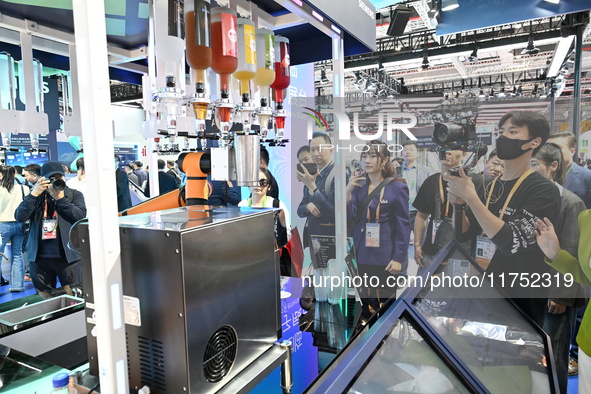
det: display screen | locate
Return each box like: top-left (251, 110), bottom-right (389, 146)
top-left (4, 148), bottom-right (48, 167)
top-left (413, 247), bottom-right (552, 393)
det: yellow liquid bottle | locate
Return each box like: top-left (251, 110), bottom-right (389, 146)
top-left (233, 70), bottom-right (257, 95)
top-left (253, 68), bottom-right (275, 89)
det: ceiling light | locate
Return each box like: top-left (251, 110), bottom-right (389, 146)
top-left (421, 53), bottom-right (430, 70)
top-left (441, 0), bottom-right (459, 12)
top-left (544, 0), bottom-right (559, 4)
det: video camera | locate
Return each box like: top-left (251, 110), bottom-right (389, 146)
top-left (432, 118), bottom-right (487, 177)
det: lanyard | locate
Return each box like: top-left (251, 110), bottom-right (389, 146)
top-left (438, 175), bottom-right (450, 217)
top-left (43, 196), bottom-right (57, 220)
top-left (248, 196), bottom-right (268, 207)
top-left (404, 166), bottom-right (417, 191)
top-left (565, 163), bottom-right (574, 179)
top-left (366, 186), bottom-right (386, 223)
top-left (485, 169), bottom-right (533, 220)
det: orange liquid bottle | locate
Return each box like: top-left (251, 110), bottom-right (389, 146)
top-left (185, 0), bottom-right (212, 86)
top-left (211, 7), bottom-right (238, 96)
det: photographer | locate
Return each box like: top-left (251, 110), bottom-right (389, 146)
top-left (15, 161), bottom-right (86, 298)
top-left (446, 111), bottom-right (560, 326)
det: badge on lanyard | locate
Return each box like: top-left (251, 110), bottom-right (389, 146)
top-left (365, 187), bottom-right (386, 248)
top-left (432, 219), bottom-right (442, 244)
top-left (476, 235), bottom-right (496, 270)
top-left (365, 223), bottom-right (380, 247)
top-left (42, 219), bottom-right (57, 240)
top-left (42, 197), bottom-right (58, 240)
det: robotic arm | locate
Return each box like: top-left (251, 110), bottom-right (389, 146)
top-left (119, 151), bottom-right (211, 216)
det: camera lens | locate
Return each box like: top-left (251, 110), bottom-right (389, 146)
top-left (50, 177), bottom-right (66, 192)
top-left (433, 123), bottom-right (465, 145)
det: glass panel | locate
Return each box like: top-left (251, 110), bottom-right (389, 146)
top-left (414, 247), bottom-right (552, 394)
top-left (347, 317), bottom-right (471, 393)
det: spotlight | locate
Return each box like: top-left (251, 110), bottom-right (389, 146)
top-left (468, 45), bottom-right (478, 62)
top-left (421, 53), bottom-right (430, 70)
top-left (320, 68), bottom-right (329, 83)
top-left (364, 79), bottom-right (376, 92)
top-left (354, 71), bottom-right (363, 86)
top-left (521, 37), bottom-right (540, 55)
top-left (441, 0), bottom-right (459, 11)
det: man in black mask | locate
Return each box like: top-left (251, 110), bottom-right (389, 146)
top-left (446, 111), bottom-right (560, 327)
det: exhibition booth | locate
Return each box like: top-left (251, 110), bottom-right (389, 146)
top-left (0, 0), bottom-right (590, 392)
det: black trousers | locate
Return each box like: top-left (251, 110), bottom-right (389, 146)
top-left (30, 257), bottom-right (81, 292)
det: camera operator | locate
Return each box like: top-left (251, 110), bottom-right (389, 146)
top-left (15, 161), bottom-right (86, 299)
top-left (413, 150), bottom-right (478, 270)
top-left (446, 111), bottom-right (560, 326)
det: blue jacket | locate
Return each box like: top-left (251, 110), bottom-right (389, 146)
top-left (15, 187), bottom-right (86, 263)
top-left (348, 179), bottom-right (410, 265)
top-left (565, 162), bottom-right (591, 209)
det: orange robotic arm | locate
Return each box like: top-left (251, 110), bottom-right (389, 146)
top-left (119, 151), bottom-right (212, 216)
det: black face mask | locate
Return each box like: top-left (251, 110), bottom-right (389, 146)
top-left (496, 135), bottom-right (536, 160)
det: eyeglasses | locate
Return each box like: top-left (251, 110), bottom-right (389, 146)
top-left (258, 179), bottom-right (269, 187)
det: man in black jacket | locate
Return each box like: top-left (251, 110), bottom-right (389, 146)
top-left (15, 161), bottom-right (87, 298)
top-left (115, 155), bottom-right (132, 211)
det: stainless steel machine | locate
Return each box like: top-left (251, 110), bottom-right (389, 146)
top-left (77, 206), bottom-right (281, 393)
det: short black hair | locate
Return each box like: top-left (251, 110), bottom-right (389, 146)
top-left (166, 160), bottom-right (175, 167)
top-left (297, 145), bottom-right (310, 158)
top-left (488, 149), bottom-right (498, 160)
top-left (260, 146), bottom-right (270, 166)
top-left (24, 163), bottom-right (41, 176)
top-left (402, 140), bottom-right (418, 148)
top-left (311, 131), bottom-right (331, 144)
top-left (134, 160), bottom-right (143, 168)
top-left (498, 111), bottom-right (550, 155)
top-left (157, 159), bottom-right (166, 170)
top-left (76, 157), bottom-right (85, 171)
top-left (14, 165), bottom-right (23, 175)
top-left (125, 163), bottom-right (134, 171)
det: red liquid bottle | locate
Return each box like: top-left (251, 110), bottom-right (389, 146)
top-left (269, 36), bottom-right (290, 107)
top-left (211, 7), bottom-right (238, 96)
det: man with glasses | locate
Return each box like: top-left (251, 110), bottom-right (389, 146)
top-left (297, 132), bottom-right (335, 250)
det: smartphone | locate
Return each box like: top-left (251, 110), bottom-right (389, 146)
top-left (297, 162), bottom-right (318, 175)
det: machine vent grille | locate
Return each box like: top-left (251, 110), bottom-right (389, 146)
top-left (138, 336), bottom-right (166, 391)
top-left (203, 325), bottom-right (238, 383)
